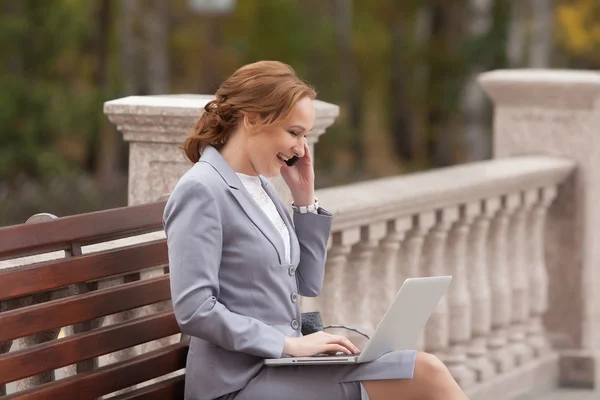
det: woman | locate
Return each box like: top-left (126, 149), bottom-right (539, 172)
top-left (163, 61), bottom-right (469, 400)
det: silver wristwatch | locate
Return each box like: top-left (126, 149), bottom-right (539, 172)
top-left (292, 197), bottom-right (320, 214)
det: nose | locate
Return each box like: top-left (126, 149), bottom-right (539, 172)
top-left (292, 141), bottom-right (305, 158)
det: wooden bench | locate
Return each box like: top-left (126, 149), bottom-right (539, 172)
top-left (0, 200), bottom-right (187, 399)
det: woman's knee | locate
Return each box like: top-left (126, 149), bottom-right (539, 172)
top-left (413, 352), bottom-right (451, 382)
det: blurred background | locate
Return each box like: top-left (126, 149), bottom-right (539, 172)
top-left (0, 0), bottom-right (598, 226)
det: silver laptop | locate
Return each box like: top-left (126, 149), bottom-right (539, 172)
top-left (264, 275), bottom-right (452, 366)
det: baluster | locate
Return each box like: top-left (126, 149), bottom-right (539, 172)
top-left (423, 207), bottom-right (458, 362)
top-left (348, 224), bottom-right (385, 332)
top-left (0, 298), bottom-right (16, 396)
top-left (527, 186), bottom-right (557, 356)
top-left (507, 192), bottom-right (536, 366)
top-left (445, 203), bottom-right (478, 387)
top-left (403, 212), bottom-right (436, 280)
top-left (14, 214), bottom-right (74, 391)
top-left (62, 243), bottom-right (100, 378)
top-left (488, 195), bottom-right (517, 372)
top-left (466, 198), bottom-right (498, 382)
top-left (308, 230), bottom-right (353, 326)
top-left (401, 212), bottom-right (435, 350)
top-left (375, 218), bottom-right (411, 324)
top-left (337, 228), bottom-right (361, 327)
top-left (367, 223), bottom-right (387, 332)
top-left (96, 273), bottom-right (141, 367)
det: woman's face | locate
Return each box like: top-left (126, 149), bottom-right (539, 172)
top-left (245, 96), bottom-right (315, 177)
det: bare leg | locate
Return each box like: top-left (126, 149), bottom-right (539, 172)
top-left (362, 352), bottom-right (469, 400)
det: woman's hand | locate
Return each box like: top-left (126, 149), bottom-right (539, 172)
top-left (281, 139), bottom-right (315, 207)
top-left (283, 332), bottom-right (361, 357)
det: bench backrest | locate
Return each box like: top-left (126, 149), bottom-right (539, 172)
top-left (0, 200), bottom-right (187, 399)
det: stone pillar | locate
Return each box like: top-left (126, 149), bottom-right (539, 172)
top-left (479, 69), bottom-right (600, 388)
top-left (104, 95), bottom-right (340, 206)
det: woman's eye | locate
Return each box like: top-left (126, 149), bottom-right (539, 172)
top-left (289, 130), bottom-right (298, 137)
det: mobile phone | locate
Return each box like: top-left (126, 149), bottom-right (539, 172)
top-left (285, 156), bottom-right (300, 166)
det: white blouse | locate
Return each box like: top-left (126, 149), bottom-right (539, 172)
top-left (236, 173), bottom-right (291, 263)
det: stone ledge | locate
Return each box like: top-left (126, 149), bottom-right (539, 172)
top-left (104, 94), bottom-right (340, 144)
top-left (479, 69), bottom-right (600, 110)
top-left (466, 353), bottom-right (559, 400)
top-left (315, 155), bottom-right (575, 232)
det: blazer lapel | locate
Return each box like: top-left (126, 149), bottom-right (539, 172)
top-left (261, 177), bottom-right (300, 266)
top-left (199, 146), bottom-right (287, 264)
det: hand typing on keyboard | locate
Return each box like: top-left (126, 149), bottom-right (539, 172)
top-left (283, 331), bottom-right (361, 357)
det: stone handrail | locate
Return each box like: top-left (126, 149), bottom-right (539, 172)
top-left (303, 155), bottom-right (575, 389)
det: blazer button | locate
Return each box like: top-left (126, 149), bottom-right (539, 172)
top-left (291, 319), bottom-right (299, 330)
top-left (288, 265), bottom-right (296, 276)
top-left (290, 293), bottom-right (299, 303)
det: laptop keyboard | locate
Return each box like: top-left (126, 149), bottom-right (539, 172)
top-left (312, 352), bottom-right (361, 358)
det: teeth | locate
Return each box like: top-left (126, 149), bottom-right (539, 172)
top-left (278, 154), bottom-right (289, 161)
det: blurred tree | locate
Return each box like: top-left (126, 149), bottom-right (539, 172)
top-left (428, 0), bottom-right (466, 167)
top-left (388, 0), bottom-right (418, 164)
top-left (0, 0), bottom-right (101, 182)
top-left (506, 0), bottom-right (527, 67)
top-left (530, 0), bottom-right (555, 67)
top-left (460, 0), bottom-right (494, 162)
top-left (94, 0), bottom-right (120, 189)
top-left (556, 0), bottom-right (600, 66)
top-left (331, 0), bottom-right (364, 170)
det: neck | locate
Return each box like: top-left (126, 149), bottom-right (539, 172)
top-left (219, 133), bottom-right (258, 176)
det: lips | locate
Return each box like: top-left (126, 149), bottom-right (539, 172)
top-left (277, 153), bottom-right (291, 162)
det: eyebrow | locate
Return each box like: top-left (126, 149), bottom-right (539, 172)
top-left (288, 125), bottom-right (311, 132)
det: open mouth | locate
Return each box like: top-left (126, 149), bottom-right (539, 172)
top-left (277, 153), bottom-right (290, 163)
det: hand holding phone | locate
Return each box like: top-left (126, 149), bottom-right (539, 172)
top-left (281, 140), bottom-right (314, 205)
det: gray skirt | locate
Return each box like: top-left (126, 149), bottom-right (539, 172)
top-left (219, 350), bottom-right (417, 400)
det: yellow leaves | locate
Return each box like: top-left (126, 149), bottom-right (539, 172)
top-left (556, 0), bottom-right (600, 58)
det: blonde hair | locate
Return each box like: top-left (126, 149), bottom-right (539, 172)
top-left (182, 61), bottom-right (316, 163)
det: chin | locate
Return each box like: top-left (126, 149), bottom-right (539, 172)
top-left (262, 169), bottom-right (281, 178)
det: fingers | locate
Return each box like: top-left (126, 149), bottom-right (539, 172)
top-left (324, 344), bottom-right (353, 355)
top-left (325, 334), bottom-right (360, 354)
top-left (303, 139), bottom-right (312, 162)
top-left (339, 337), bottom-right (360, 354)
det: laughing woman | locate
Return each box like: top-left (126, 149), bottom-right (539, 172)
top-left (163, 60), bottom-right (469, 400)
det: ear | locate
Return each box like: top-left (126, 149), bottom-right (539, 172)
top-left (243, 112), bottom-right (259, 126)
top-left (242, 112), bottom-right (260, 135)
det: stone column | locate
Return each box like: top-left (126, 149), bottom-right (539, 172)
top-left (480, 69), bottom-right (600, 388)
top-left (467, 198), bottom-right (498, 382)
top-left (446, 203), bottom-right (479, 388)
top-left (423, 207), bottom-right (459, 362)
top-left (375, 217), bottom-right (412, 324)
top-left (350, 223), bottom-right (386, 332)
top-left (104, 95), bottom-right (340, 206)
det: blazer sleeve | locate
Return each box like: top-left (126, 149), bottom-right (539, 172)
top-left (163, 178), bottom-right (286, 358)
top-left (293, 208), bottom-right (333, 297)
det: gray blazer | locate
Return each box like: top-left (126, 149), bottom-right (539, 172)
top-left (163, 146), bottom-right (333, 400)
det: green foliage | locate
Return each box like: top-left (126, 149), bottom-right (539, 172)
top-left (0, 0), bottom-right (104, 180)
top-left (0, 0), bottom-right (596, 191)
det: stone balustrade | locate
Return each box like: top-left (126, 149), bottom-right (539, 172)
top-left (302, 156), bottom-right (574, 391)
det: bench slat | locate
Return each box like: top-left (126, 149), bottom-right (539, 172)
top-left (0, 310), bottom-right (179, 385)
top-left (0, 239), bottom-right (167, 301)
top-left (4, 342), bottom-right (188, 400)
top-left (0, 201), bottom-right (166, 261)
top-left (109, 374), bottom-right (185, 400)
top-left (0, 275), bottom-right (171, 343)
